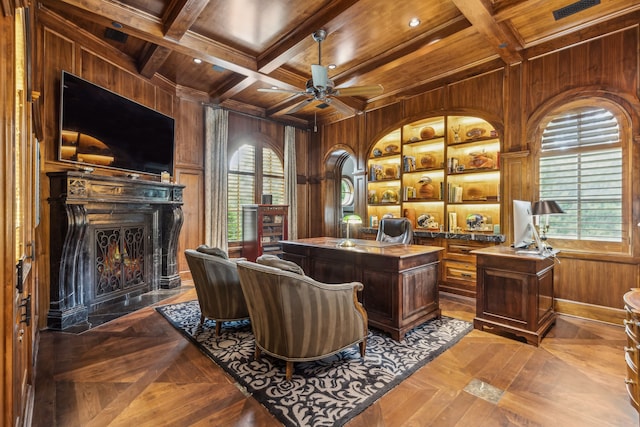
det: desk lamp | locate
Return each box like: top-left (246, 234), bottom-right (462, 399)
top-left (532, 200), bottom-right (565, 250)
top-left (339, 214), bottom-right (362, 247)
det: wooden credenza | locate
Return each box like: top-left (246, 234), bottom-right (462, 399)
top-left (281, 237), bottom-right (444, 341)
top-left (624, 289), bottom-right (640, 413)
top-left (472, 246), bottom-right (557, 346)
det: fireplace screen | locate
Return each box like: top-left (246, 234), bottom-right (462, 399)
top-left (95, 226), bottom-right (145, 296)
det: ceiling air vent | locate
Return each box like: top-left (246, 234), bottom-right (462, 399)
top-left (552, 0), bottom-right (600, 21)
top-left (104, 28), bottom-right (128, 43)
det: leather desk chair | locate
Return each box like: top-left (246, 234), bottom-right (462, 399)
top-left (376, 217), bottom-right (414, 244)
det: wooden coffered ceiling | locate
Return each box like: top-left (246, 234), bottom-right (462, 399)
top-left (38, 0), bottom-right (640, 126)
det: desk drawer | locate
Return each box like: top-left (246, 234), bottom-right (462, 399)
top-left (445, 240), bottom-right (486, 262)
top-left (444, 260), bottom-right (476, 283)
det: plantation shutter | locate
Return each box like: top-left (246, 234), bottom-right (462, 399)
top-left (262, 147), bottom-right (285, 204)
top-left (539, 107), bottom-right (622, 242)
top-left (228, 145), bottom-right (256, 241)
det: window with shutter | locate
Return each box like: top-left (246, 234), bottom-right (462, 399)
top-left (538, 103), bottom-right (629, 253)
top-left (227, 144), bottom-right (284, 242)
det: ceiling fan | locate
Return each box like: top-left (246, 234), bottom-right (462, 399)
top-left (258, 29), bottom-right (384, 116)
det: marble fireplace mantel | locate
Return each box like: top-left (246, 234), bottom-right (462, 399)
top-left (47, 171), bottom-right (185, 331)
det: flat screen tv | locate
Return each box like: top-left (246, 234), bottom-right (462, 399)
top-left (59, 71), bottom-right (175, 176)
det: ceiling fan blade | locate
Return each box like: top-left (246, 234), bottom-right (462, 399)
top-left (287, 97), bottom-right (314, 114)
top-left (333, 84), bottom-right (384, 97)
top-left (258, 87), bottom-right (305, 95)
top-left (311, 64), bottom-right (328, 89)
top-left (327, 97), bottom-right (357, 116)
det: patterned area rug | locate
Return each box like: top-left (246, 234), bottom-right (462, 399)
top-left (156, 300), bottom-right (472, 427)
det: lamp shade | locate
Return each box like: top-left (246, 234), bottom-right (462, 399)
top-left (343, 214), bottom-right (363, 224)
top-left (532, 200), bottom-right (565, 215)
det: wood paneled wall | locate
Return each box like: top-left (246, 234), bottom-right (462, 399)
top-left (31, 6), bottom-right (640, 326)
top-left (34, 11), bottom-right (211, 326)
top-left (318, 22), bottom-right (640, 323)
top-left (34, 7), bottom-right (314, 307)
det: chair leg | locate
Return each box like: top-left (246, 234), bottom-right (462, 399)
top-left (285, 361), bottom-right (294, 381)
top-left (199, 314), bottom-right (205, 325)
top-left (359, 340), bottom-right (366, 357)
top-left (215, 321), bottom-right (222, 336)
top-left (254, 346), bottom-right (261, 361)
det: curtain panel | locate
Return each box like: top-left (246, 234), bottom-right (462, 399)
top-left (285, 126), bottom-right (298, 239)
top-left (204, 106), bottom-right (229, 251)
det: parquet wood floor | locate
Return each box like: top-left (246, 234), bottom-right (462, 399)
top-left (32, 285), bottom-right (638, 426)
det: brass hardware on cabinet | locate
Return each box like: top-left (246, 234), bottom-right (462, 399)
top-left (461, 273), bottom-right (472, 278)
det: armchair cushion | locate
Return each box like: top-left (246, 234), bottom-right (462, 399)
top-left (256, 254), bottom-right (305, 276)
top-left (196, 244), bottom-right (229, 259)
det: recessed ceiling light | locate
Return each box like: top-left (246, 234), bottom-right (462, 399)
top-left (328, 64), bottom-right (337, 70)
top-left (111, 21), bottom-right (123, 29)
top-left (193, 58), bottom-right (202, 64)
top-left (409, 18), bottom-right (421, 27)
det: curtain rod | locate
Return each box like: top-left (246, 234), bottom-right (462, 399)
top-left (202, 103), bottom-right (309, 131)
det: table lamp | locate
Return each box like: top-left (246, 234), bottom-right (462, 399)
top-left (532, 200), bottom-right (565, 249)
top-left (339, 214), bottom-right (362, 247)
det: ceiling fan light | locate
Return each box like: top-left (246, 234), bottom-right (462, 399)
top-left (311, 64), bottom-right (329, 89)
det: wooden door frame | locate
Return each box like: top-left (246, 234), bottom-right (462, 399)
top-left (323, 147), bottom-right (355, 237)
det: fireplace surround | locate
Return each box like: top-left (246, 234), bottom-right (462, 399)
top-left (47, 171), bottom-right (185, 330)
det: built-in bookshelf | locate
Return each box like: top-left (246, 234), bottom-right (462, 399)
top-left (367, 116), bottom-right (500, 233)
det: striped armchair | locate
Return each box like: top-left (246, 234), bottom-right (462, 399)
top-left (184, 249), bottom-right (250, 335)
top-left (236, 260), bottom-right (368, 380)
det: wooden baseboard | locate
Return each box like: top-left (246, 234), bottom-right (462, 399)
top-left (554, 298), bottom-right (625, 326)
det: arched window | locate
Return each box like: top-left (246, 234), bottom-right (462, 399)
top-left (341, 177), bottom-right (354, 207)
top-left (536, 100), bottom-right (630, 254)
top-left (228, 144), bottom-right (284, 242)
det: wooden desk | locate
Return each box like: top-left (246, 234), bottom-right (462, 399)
top-left (281, 237), bottom-right (444, 341)
top-left (472, 246), bottom-right (557, 346)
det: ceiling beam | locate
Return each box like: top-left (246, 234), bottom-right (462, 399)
top-left (138, 43), bottom-right (172, 78)
top-left (331, 16), bottom-right (471, 88)
top-left (209, 75), bottom-right (255, 102)
top-left (42, 0), bottom-right (311, 92)
top-left (163, 0), bottom-right (210, 41)
top-left (43, 0), bottom-right (255, 71)
top-left (451, 0), bottom-right (523, 64)
top-left (257, 0), bottom-right (360, 74)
